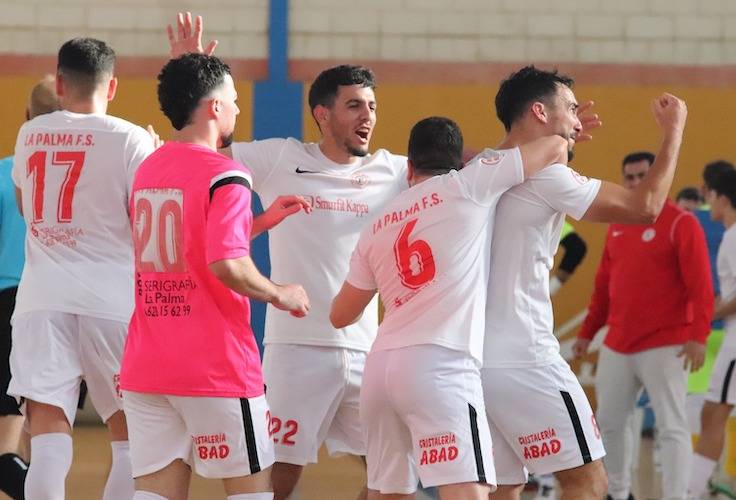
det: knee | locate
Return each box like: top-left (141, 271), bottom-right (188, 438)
top-left (558, 461), bottom-right (607, 499)
top-left (271, 463), bottom-right (303, 498)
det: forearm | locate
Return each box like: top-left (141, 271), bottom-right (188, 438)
top-left (715, 297), bottom-right (736, 321)
top-left (209, 256), bottom-right (280, 303)
top-left (631, 133), bottom-right (682, 218)
top-left (251, 214), bottom-right (269, 240)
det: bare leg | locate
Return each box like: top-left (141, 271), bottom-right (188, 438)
top-left (134, 458), bottom-right (191, 500)
top-left (272, 462), bottom-right (304, 500)
top-left (555, 460), bottom-right (608, 500)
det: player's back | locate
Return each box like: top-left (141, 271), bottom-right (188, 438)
top-left (11, 110), bottom-right (153, 322)
top-left (352, 148), bottom-right (524, 363)
top-left (483, 164), bottom-right (600, 367)
top-left (122, 142), bottom-right (262, 398)
top-left (233, 137), bottom-right (408, 352)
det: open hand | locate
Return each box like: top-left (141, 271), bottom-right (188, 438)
top-left (166, 12), bottom-right (218, 59)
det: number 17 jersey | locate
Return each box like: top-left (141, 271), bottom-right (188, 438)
top-left (346, 148), bottom-right (524, 364)
top-left (11, 110), bottom-right (154, 322)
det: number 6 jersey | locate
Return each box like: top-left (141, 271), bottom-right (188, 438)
top-left (11, 110), bottom-right (154, 322)
top-left (346, 148), bottom-right (524, 364)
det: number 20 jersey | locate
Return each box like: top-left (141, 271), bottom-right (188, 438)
top-left (11, 110), bottom-right (154, 322)
top-left (120, 141), bottom-right (263, 398)
top-left (346, 148), bottom-right (524, 364)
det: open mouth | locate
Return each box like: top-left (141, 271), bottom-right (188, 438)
top-left (355, 128), bottom-right (370, 142)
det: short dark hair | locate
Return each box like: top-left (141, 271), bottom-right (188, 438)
top-left (710, 168), bottom-right (736, 209)
top-left (157, 53), bottom-right (231, 131)
top-left (622, 151), bottom-right (655, 170)
top-left (408, 117), bottom-right (463, 176)
top-left (676, 187), bottom-right (702, 204)
top-left (307, 65), bottom-right (376, 112)
top-left (495, 65), bottom-right (575, 132)
top-left (703, 160), bottom-right (734, 190)
top-left (57, 38), bottom-right (115, 95)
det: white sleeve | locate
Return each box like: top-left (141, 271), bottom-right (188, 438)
top-left (529, 164), bottom-right (602, 220)
top-left (11, 126), bottom-right (26, 188)
top-left (346, 237), bottom-right (377, 291)
top-left (125, 127), bottom-right (155, 198)
top-left (457, 147), bottom-right (524, 205)
top-left (230, 138), bottom-right (288, 192)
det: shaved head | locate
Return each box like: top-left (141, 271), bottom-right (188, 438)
top-left (27, 75), bottom-right (60, 119)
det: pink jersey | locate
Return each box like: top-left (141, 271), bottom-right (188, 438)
top-left (119, 141), bottom-right (262, 398)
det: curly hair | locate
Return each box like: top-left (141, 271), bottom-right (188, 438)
top-left (158, 53), bottom-right (231, 130)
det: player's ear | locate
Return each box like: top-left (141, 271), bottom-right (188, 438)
top-left (530, 101), bottom-right (548, 124)
top-left (313, 104), bottom-right (329, 130)
top-left (106, 77), bottom-right (118, 102)
top-left (55, 72), bottom-right (64, 98)
top-left (407, 159), bottom-right (415, 185)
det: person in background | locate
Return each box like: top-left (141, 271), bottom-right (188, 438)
top-left (0, 75), bottom-right (59, 500)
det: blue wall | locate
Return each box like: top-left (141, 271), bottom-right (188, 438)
top-left (250, 0), bottom-right (303, 352)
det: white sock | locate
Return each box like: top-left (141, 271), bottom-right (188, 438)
top-left (103, 441), bottom-right (135, 500)
top-left (688, 453), bottom-right (717, 497)
top-left (227, 493), bottom-right (274, 500)
top-left (133, 492), bottom-right (167, 500)
top-left (25, 433), bottom-right (73, 500)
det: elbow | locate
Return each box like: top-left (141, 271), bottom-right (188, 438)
top-left (330, 310), bottom-right (349, 329)
top-left (631, 201), bottom-right (660, 224)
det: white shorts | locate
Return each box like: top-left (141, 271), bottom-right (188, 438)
top-left (361, 345), bottom-right (495, 494)
top-left (123, 391), bottom-right (274, 478)
top-left (706, 343), bottom-right (736, 405)
top-left (8, 311), bottom-right (125, 426)
top-left (482, 356), bottom-right (605, 484)
top-left (262, 344), bottom-right (366, 465)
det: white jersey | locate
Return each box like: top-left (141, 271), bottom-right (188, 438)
top-left (347, 148), bottom-right (524, 363)
top-left (718, 224), bottom-right (736, 346)
top-left (483, 163), bottom-right (601, 367)
top-left (12, 110), bottom-right (154, 322)
top-left (231, 138), bottom-right (407, 351)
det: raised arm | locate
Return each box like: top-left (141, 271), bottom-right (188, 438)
top-left (582, 93), bottom-right (687, 224)
top-left (167, 12), bottom-right (218, 59)
top-left (517, 135), bottom-right (570, 178)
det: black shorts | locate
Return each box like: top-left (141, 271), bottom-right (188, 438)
top-left (0, 287), bottom-right (21, 416)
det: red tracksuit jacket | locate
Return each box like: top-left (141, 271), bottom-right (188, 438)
top-left (578, 200), bottom-right (714, 353)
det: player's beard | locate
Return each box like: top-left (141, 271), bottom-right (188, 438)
top-left (568, 146), bottom-right (574, 162)
top-left (220, 132), bottom-right (234, 149)
top-left (346, 142), bottom-right (369, 157)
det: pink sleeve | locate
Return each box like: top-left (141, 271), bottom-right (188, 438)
top-left (206, 183), bottom-right (252, 264)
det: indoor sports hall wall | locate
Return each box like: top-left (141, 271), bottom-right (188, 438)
top-left (1, 0), bottom-right (734, 338)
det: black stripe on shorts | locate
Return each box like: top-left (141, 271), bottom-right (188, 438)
top-left (240, 398), bottom-right (261, 474)
top-left (468, 403), bottom-right (487, 483)
top-left (721, 360), bottom-right (736, 404)
top-left (560, 390), bottom-right (592, 464)
top-left (209, 176), bottom-right (251, 201)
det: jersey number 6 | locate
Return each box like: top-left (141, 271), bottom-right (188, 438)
top-left (393, 218), bottom-right (436, 289)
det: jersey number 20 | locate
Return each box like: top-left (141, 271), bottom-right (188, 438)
top-left (393, 218), bottom-right (436, 289)
top-left (133, 190), bottom-right (185, 273)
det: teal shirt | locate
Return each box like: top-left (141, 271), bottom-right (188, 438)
top-left (0, 155), bottom-right (25, 291)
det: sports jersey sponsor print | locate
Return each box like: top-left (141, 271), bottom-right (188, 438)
top-left (193, 432), bottom-right (231, 460)
top-left (518, 427), bottom-right (563, 460)
top-left (418, 432), bottom-right (459, 466)
top-left (133, 188), bottom-right (194, 319)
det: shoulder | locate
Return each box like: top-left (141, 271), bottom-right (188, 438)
top-left (366, 149), bottom-right (407, 169)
